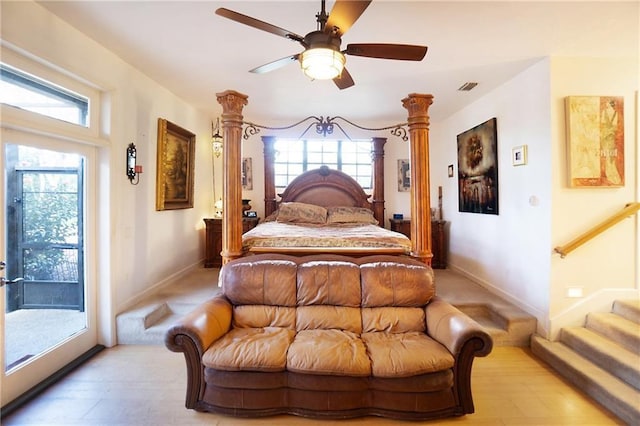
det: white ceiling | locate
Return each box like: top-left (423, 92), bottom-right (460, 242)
top-left (38, 1), bottom-right (638, 125)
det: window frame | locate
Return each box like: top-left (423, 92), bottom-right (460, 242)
top-left (273, 138), bottom-right (373, 189)
top-left (0, 46), bottom-right (102, 143)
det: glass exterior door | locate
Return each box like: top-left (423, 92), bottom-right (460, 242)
top-left (1, 141), bottom-right (95, 408)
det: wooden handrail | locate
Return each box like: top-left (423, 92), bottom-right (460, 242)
top-left (554, 202), bottom-right (640, 258)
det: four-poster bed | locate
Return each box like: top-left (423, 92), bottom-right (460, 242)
top-left (215, 90), bottom-right (434, 264)
top-left (242, 165), bottom-right (412, 256)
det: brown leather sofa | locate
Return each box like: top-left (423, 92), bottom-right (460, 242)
top-left (165, 254), bottom-right (492, 420)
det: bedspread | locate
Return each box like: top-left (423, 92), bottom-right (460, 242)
top-left (243, 222), bottom-right (411, 251)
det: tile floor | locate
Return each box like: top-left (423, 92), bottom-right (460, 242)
top-left (3, 345), bottom-right (622, 425)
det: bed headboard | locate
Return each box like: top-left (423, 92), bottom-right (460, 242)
top-left (262, 137), bottom-right (387, 226)
top-left (279, 166), bottom-right (372, 209)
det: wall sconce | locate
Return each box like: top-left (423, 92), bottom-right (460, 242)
top-left (211, 118), bottom-right (223, 158)
top-left (126, 143), bottom-right (142, 185)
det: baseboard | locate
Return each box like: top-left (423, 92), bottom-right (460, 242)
top-left (116, 260), bottom-right (203, 314)
top-left (447, 262), bottom-right (545, 333)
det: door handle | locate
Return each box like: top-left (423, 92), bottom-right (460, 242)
top-left (1, 277), bottom-right (24, 287)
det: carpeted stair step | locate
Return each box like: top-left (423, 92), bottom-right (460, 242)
top-left (613, 299), bottom-right (640, 325)
top-left (456, 304), bottom-right (535, 347)
top-left (560, 326), bottom-right (640, 389)
top-left (142, 313), bottom-right (185, 345)
top-left (586, 312), bottom-right (640, 353)
top-left (531, 334), bottom-right (640, 425)
top-left (116, 302), bottom-right (171, 344)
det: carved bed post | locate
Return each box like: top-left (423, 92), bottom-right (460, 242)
top-left (262, 136), bottom-right (277, 218)
top-left (402, 93), bottom-right (434, 264)
top-left (371, 137), bottom-right (387, 225)
top-left (216, 90), bottom-right (248, 264)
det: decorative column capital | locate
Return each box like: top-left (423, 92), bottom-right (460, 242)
top-left (401, 93), bottom-right (434, 126)
top-left (216, 90), bottom-right (248, 117)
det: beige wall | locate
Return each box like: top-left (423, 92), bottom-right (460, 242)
top-left (1, 1), bottom-right (215, 345)
top-left (548, 57), bottom-right (638, 338)
top-left (430, 56), bottom-right (638, 339)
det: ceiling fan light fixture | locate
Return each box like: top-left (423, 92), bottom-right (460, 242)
top-left (300, 47), bottom-right (345, 80)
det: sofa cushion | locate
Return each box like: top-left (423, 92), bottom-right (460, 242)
top-left (360, 261), bottom-right (435, 307)
top-left (297, 260), bottom-right (361, 307)
top-left (287, 329), bottom-right (371, 376)
top-left (362, 307), bottom-right (426, 333)
top-left (296, 305), bottom-right (362, 333)
top-left (203, 327), bottom-right (295, 372)
top-left (233, 305), bottom-right (296, 329)
top-left (362, 332), bottom-right (454, 378)
top-left (222, 259), bottom-right (297, 306)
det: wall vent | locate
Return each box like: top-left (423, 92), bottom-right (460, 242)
top-left (458, 82), bottom-right (478, 91)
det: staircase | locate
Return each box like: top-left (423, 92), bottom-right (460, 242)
top-left (531, 299), bottom-right (640, 425)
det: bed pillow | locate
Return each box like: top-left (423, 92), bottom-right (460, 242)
top-left (326, 206), bottom-right (378, 225)
top-left (276, 202), bottom-right (327, 224)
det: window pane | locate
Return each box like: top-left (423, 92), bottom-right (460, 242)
top-left (0, 64), bottom-right (89, 127)
top-left (275, 175), bottom-right (289, 187)
top-left (289, 164), bottom-right (304, 176)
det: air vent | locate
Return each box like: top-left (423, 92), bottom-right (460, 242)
top-left (458, 82), bottom-right (478, 91)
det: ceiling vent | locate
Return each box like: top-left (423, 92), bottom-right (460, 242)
top-left (458, 82), bottom-right (478, 91)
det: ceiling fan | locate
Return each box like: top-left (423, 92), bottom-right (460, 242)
top-left (215, 0), bottom-right (428, 90)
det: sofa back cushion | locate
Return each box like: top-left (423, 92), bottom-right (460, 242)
top-left (233, 305), bottom-right (296, 329)
top-left (362, 307), bottom-right (425, 333)
top-left (360, 259), bottom-right (434, 333)
top-left (360, 260), bottom-right (434, 307)
top-left (296, 259), bottom-right (362, 333)
top-left (297, 260), bottom-right (361, 307)
top-left (222, 258), bottom-right (297, 306)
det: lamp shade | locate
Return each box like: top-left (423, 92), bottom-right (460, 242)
top-left (300, 48), bottom-right (345, 80)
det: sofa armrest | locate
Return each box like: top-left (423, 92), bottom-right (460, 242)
top-left (425, 296), bottom-right (493, 357)
top-left (164, 294), bottom-right (232, 356)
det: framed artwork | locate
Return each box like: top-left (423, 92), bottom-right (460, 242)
top-left (155, 118), bottom-right (196, 210)
top-left (512, 145), bottom-right (527, 166)
top-left (457, 118), bottom-right (499, 215)
top-left (397, 159), bottom-right (410, 191)
top-left (565, 96), bottom-right (624, 187)
top-left (242, 157), bottom-right (253, 190)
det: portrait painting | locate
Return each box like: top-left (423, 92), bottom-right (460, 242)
top-left (566, 96), bottom-right (624, 187)
top-left (156, 118), bottom-right (196, 210)
top-left (457, 118), bottom-right (499, 215)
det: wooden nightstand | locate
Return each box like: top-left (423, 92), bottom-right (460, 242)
top-left (389, 218), bottom-right (447, 269)
top-left (204, 217), bottom-right (259, 268)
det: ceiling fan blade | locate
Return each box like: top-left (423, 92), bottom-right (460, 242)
top-left (324, 0), bottom-right (372, 37)
top-left (216, 8), bottom-right (304, 43)
top-left (345, 43), bottom-right (428, 61)
top-left (250, 54), bottom-right (300, 74)
top-left (333, 67), bottom-right (355, 90)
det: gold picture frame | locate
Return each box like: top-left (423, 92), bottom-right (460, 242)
top-left (565, 96), bottom-right (624, 187)
top-left (155, 118), bottom-right (196, 210)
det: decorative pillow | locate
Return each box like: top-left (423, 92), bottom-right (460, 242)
top-left (326, 206), bottom-right (378, 225)
top-left (276, 202), bottom-right (327, 224)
